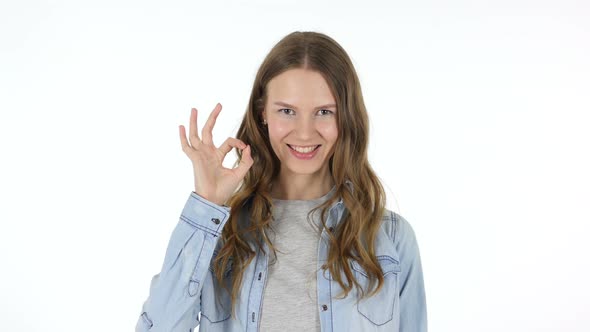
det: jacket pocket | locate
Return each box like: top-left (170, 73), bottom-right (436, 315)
top-left (200, 259), bottom-right (233, 323)
top-left (351, 255), bottom-right (401, 326)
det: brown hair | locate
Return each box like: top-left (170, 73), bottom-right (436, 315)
top-left (213, 31), bottom-right (387, 318)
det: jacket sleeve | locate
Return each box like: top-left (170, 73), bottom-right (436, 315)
top-left (393, 212), bottom-right (428, 332)
top-left (135, 191), bottom-right (231, 332)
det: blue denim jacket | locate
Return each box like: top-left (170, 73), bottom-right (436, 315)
top-left (136, 185), bottom-right (427, 332)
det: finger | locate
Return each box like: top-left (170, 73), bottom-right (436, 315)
top-left (188, 108), bottom-right (202, 148)
top-left (201, 103), bottom-right (222, 145)
top-left (218, 137), bottom-right (247, 156)
top-left (179, 125), bottom-right (191, 152)
top-left (232, 145), bottom-right (253, 179)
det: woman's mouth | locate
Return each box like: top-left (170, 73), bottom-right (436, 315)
top-left (287, 144), bottom-right (321, 153)
top-left (287, 144), bottom-right (321, 160)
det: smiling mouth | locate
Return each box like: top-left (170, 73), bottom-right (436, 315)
top-left (287, 144), bottom-right (321, 153)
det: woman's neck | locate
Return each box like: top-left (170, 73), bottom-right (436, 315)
top-left (270, 175), bottom-right (335, 201)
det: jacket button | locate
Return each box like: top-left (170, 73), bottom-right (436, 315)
top-left (321, 304), bottom-right (328, 311)
top-left (328, 226), bottom-right (334, 232)
top-left (211, 218), bottom-right (220, 224)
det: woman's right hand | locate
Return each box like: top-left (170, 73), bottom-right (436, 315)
top-left (178, 103), bottom-right (253, 206)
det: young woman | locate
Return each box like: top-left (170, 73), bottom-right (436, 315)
top-left (136, 31), bottom-right (427, 332)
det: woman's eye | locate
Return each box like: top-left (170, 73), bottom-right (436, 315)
top-left (277, 109), bottom-right (334, 116)
top-left (279, 108), bottom-right (295, 115)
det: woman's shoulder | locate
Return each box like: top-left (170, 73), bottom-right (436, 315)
top-left (379, 208), bottom-right (420, 248)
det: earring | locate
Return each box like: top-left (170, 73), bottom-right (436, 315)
top-left (262, 119), bottom-right (267, 125)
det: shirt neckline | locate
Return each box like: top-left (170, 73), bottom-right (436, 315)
top-left (271, 184), bottom-right (337, 205)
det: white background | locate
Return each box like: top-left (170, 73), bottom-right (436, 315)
top-left (1, 0), bottom-right (588, 331)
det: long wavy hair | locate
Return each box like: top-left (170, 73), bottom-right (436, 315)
top-left (212, 31), bottom-right (387, 319)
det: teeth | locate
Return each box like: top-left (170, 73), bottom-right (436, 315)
top-left (289, 145), bottom-right (319, 153)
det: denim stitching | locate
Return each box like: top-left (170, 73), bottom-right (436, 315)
top-left (190, 192), bottom-right (230, 216)
top-left (376, 255), bottom-right (400, 265)
top-left (180, 215), bottom-right (221, 236)
top-left (389, 211), bottom-right (395, 241)
top-left (355, 266), bottom-right (396, 326)
top-left (357, 300), bottom-right (394, 326)
top-left (392, 212), bottom-right (399, 244)
top-left (200, 312), bottom-right (231, 324)
top-left (351, 255), bottom-right (400, 278)
top-left (141, 312), bottom-right (153, 328)
top-left (188, 239), bottom-right (206, 297)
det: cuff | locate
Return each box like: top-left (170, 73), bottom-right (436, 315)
top-left (179, 191), bottom-right (232, 237)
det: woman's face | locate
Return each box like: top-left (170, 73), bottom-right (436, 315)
top-left (262, 68), bottom-right (338, 177)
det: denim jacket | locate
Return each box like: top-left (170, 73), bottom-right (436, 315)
top-left (136, 184), bottom-right (427, 332)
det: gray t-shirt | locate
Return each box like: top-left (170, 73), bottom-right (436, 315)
top-left (258, 185), bottom-right (336, 332)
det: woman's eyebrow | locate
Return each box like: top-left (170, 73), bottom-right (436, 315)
top-left (273, 101), bottom-right (336, 109)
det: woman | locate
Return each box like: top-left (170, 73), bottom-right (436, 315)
top-left (136, 31), bottom-right (427, 332)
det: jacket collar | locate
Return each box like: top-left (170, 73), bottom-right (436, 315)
top-left (242, 180), bottom-right (353, 225)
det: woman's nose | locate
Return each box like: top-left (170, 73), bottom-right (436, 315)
top-left (294, 117), bottom-right (316, 138)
